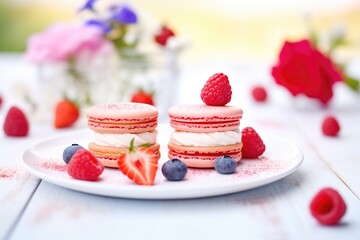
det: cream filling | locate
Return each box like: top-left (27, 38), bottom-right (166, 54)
top-left (170, 130), bottom-right (241, 146)
top-left (93, 130), bottom-right (157, 147)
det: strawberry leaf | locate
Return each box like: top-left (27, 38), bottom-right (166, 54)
top-left (140, 143), bottom-right (151, 148)
top-left (129, 138), bottom-right (136, 152)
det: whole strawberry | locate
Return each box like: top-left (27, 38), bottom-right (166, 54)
top-left (118, 139), bottom-right (159, 185)
top-left (154, 25), bottom-right (175, 46)
top-left (67, 149), bottom-right (104, 181)
top-left (131, 91), bottom-right (154, 106)
top-left (241, 127), bottom-right (266, 159)
top-left (3, 106), bottom-right (29, 137)
top-left (201, 73), bottom-right (232, 106)
top-left (54, 99), bottom-right (80, 128)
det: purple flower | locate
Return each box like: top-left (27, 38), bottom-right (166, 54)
top-left (110, 6), bottom-right (137, 24)
top-left (79, 0), bottom-right (97, 12)
top-left (86, 19), bottom-right (112, 34)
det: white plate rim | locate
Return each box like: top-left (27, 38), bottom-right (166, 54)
top-left (22, 129), bottom-right (303, 199)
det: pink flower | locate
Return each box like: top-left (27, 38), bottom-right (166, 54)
top-left (25, 22), bottom-right (110, 63)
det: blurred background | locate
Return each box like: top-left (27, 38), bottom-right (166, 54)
top-left (1, 0), bottom-right (360, 123)
top-left (1, 0), bottom-right (360, 62)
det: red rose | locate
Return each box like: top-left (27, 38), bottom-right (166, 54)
top-left (271, 39), bottom-right (343, 105)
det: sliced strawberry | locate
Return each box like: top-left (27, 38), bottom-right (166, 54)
top-left (118, 139), bottom-right (159, 185)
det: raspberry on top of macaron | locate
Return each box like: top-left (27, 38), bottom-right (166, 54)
top-left (201, 73), bottom-right (232, 106)
top-left (167, 73), bottom-right (244, 168)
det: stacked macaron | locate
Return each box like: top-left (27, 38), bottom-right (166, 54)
top-left (86, 102), bottom-right (160, 168)
top-left (168, 104), bottom-right (243, 168)
top-left (167, 73), bottom-right (243, 168)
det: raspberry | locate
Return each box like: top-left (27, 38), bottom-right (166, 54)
top-left (241, 127), bottom-right (266, 158)
top-left (322, 115), bottom-right (340, 136)
top-left (201, 73), bottom-right (232, 106)
top-left (3, 106), bottom-right (29, 137)
top-left (251, 85), bottom-right (267, 102)
top-left (67, 149), bottom-right (104, 181)
top-left (310, 187), bottom-right (347, 225)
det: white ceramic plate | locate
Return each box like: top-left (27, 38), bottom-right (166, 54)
top-left (22, 126), bottom-right (303, 199)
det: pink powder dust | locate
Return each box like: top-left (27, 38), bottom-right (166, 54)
top-left (0, 168), bottom-right (17, 179)
top-left (183, 156), bottom-right (286, 181)
top-left (40, 162), bottom-right (67, 172)
top-left (187, 169), bottom-right (212, 177)
top-left (235, 156), bottom-right (285, 179)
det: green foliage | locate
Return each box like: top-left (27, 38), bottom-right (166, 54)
top-left (0, 3), bottom-right (30, 51)
top-left (345, 75), bottom-right (359, 91)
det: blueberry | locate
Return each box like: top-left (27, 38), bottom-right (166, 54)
top-left (63, 144), bottom-right (84, 164)
top-left (214, 156), bottom-right (237, 174)
top-left (162, 159), bottom-right (188, 181)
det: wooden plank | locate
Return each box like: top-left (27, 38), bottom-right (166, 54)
top-left (10, 160), bottom-right (360, 239)
top-left (289, 106), bottom-right (360, 198)
top-left (0, 118), bottom-right (87, 239)
top-left (0, 136), bottom-right (40, 239)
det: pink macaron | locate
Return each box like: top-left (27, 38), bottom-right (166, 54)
top-left (169, 104), bottom-right (242, 133)
top-left (86, 102), bottom-right (160, 168)
top-left (168, 104), bottom-right (243, 168)
top-left (87, 102), bottom-right (158, 134)
top-left (89, 142), bottom-right (161, 168)
top-left (168, 142), bottom-right (243, 168)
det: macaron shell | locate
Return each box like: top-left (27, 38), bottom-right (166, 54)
top-left (170, 120), bottom-right (239, 132)
top-left (96, 156), bottom-right (121, 168)
top-left (169, 104), bottom-right (242, 132)
top-left (88, 120), bottom-right (157, 134)
top-left (86, 103), bottom-right (158, 123)
top-left (88, 142), bottom-right (161, 168)
top-left (87, 102), bottom-right (158, 134)
top-left (168, 151), bottom-right (242, 168)
top-left (168, 142), bottom-right (242, 168)
top-left (168, 104), bottom-right (242, 123)
top-left (168, 142), bottom-right (243, 155)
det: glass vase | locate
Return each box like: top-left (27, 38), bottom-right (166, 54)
top-left (32, 48), bottom-right (180, 122)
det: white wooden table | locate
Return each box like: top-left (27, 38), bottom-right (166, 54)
top-left (1, 54), bottom-right (360, 240)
